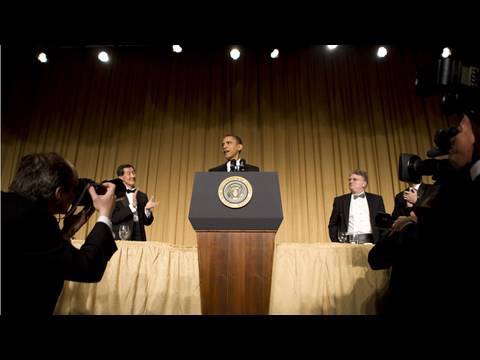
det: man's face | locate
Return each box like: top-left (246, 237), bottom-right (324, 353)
top-left (348, 174), bottom-right (367, 194)
top-left (55, 167), bottom-right (78, 214)
top-left (222, 136), bottom-right (243, 161)
top-left (449, 115), bottom-right (475, 169)
top-left (119, 167), bottom-right (136, 187)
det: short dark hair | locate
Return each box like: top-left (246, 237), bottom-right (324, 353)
top-left (351, 169), bottom-right (368, 184)
top-left (9, 152), bottom-right (76, 202)
top-left (223, 134), bottom-right (243, 145)
top-left (116, 164), bottom-right (135, 177)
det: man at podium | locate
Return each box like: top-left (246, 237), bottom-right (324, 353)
top-left (208, 134), bottom-right (259, 172)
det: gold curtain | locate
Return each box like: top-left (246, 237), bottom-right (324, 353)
top-left (2, 46), bottom-right (447, 246)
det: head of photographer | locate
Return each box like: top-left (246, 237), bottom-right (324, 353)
top-left (1, 152), bottom-right (118, 315)
top-left (448, 108), bottom-right (480, 183)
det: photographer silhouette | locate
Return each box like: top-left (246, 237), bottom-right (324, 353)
top-left (1, 152), bottom-right (118, 315)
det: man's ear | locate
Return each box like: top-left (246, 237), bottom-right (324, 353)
top-left (238, 144), bottom-right (244, 153)
top-left (54, 187), bottom-right (64, 201)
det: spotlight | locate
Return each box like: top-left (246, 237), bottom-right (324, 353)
top-left (98, 51), bottom-right (110, 63)
top-left (326, 45), bottom-right (338, 50)
top-left (270, 48), bottom-right (279, 58)
top-left (37, 52), bottom-right (48, 63)
top-left (230, 48), bottom-right (240, 60)
top-left (441, 47), bottom-right (451, 58)
top-left (376, 46), bottom-right (388, 58)
top-left (172, 45), bottom-right (182, 53)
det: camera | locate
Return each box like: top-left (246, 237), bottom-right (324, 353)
top-left (398, 154), bottom-right (452, 184)
top-left (375, 212), bottom-right (394, 229)
top-left (72, 178), bottom-right (126, 209)
top-left (398, 52), bottom-right (480, 184)
top-left (415, 56), bottom-right (479, 115)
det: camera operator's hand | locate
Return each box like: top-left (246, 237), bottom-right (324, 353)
top-left (403, 188), bottom-right (418, 206)
top-left (61, 206), bottom-right (95, 241)
top-left (88, 182), bottom-right (116, 218)
top-left (391, 214), bottom-right (417, 232)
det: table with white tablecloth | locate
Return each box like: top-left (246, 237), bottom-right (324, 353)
top-left (55, 240), bottom-right (390, 315)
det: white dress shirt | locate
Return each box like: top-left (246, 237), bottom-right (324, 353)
top-left (348, 192), bottom-right (372, 235)
top-left (125, 187), bottom-right (152, 222)
top-left (470, 160), bottom-right (480, 182)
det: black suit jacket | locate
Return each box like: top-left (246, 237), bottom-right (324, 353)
top-left (111, 190), bottom-right (154, 241)
top-left (392, 183), bottom-right (430, 221)
top-left (328, 192), bottom-right (386, 243)
top-left (208, 162), bottom-right (259, 172)
top-left (1, 191), bottom-right (117, 315)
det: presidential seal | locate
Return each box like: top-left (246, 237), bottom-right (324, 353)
top-left (218, 176), bottom-right (253, 208)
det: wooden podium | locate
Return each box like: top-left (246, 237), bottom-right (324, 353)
top-left (189, 172), bottom-right (283, 315)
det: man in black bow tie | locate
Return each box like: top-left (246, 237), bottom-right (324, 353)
top-left (208, 134), bottom-right (259, 172)
top-left (112, 164), bottom-right (158, 241)
top-left (328, 169), bottom-right (385, 243)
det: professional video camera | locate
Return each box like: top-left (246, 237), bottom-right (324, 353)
top-left (68, 178), bottom-right (126, 215)
top-left (399, 52), bottom-right (480, 183)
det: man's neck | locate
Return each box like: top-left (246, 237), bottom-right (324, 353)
top-left (124, 183), bottom-right (135, 190)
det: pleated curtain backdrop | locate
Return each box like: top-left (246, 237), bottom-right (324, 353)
top-left (2, 46), bottom-right (447, 246)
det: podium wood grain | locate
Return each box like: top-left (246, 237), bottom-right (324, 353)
top-left (197, 231), bottom-right (275, 315)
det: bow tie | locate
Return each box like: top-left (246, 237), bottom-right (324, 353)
top-left (126, 188), bottom-right (136, 194)
top-left (353, 193), bottom-right (365, 199)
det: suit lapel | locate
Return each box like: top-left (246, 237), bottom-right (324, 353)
top-left (343, 194), bottom-right (351, 227)
top-left (417, 183), bottom-right (425, 200)
top-left (365, 193), bottom-right (375, 224)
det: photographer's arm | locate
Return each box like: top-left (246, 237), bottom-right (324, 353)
top-left (392, 193), bottom-right (404, 221)
top-left (61, 183), bottom-right (118, 282)
top-left (61, 206), bottom-right (95, 241)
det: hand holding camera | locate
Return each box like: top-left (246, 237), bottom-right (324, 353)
top-left (88, 182), bottom-right (116, 218)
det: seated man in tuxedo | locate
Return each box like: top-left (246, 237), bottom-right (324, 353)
top-left (328, 169), bottom-right (386, 243)
top-left (112, 164), bottom-right (158, 241)
top-left (208, 134), bottom-right (259, 172)
top-left (1, 152), bottom-right (117, 315)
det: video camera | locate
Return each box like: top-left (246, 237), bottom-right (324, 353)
top-left (399, 52), bottom-right (480, 183)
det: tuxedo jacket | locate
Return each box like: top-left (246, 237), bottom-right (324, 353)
top-left (1, 191), bottom-right (117, 315)
top-left (208, 162), bottom-right (260, 172)
top-left (391, 183), bottom-right (431, 221)
top-left (328, 192), bottom-right (386, 243)
top-left (111, 190), bottom-right (154, 241)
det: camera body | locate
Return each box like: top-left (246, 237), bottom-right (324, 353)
top-left (399, 53), bottom-right (479, 184)
top-left (375, 212), bottom-right (394, 229)
top-left (73, 178), bottom-right (126, 209)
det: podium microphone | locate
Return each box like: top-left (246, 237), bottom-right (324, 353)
top-left (239, 159), bottom-right (246, 171)
top-left (230, 159), bottom-right (237, 172)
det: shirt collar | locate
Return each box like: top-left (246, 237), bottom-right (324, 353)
top-left (470, 160), bottom-right (480, 181)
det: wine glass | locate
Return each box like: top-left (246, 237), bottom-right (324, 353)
top-left (338, 232), bottom-right (348, 243)
top-left (119, 224), bottom-right (131, 240)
